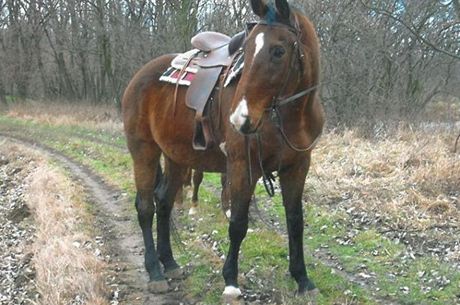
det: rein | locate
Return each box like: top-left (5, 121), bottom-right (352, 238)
top-left (268, 84), bottom-right (322, 152)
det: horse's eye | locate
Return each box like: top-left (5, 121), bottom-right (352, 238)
top-left (271, 46), bottom-right (286, 60)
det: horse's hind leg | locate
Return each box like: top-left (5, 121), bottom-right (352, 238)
top-left (220, 173), bottom-right (231, 218)
top-left (188, 170), bottom-right (203, 215)
top-left (174, 168), bottom-right (192, 209)
top-left (129, 140), bottom-right (169, 292)
top-left (156, 157), bottom-right (186, 279)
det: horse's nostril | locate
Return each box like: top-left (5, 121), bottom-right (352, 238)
top-left (239, 118), bottom-right (252, 134)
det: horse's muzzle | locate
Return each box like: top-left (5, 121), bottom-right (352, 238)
top-left (229, 97), bottom-right (262, 134)
top-left (238, 117), bottom-right (252, 134)
top-left (231, 116), bottom-right (261, 135)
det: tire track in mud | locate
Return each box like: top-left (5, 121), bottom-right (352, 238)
top-left (0, 133), bottom-right (186, 305)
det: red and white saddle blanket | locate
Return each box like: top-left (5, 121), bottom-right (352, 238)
top-left (159, 49), bottom-right (244, 87)
top-left (159, 49), bottom-right (200, 86)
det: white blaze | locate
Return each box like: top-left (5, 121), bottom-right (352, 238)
top-left (229, 97), bottom-right (248, 130)
top-left (254, 33), bottom-right (265, 60)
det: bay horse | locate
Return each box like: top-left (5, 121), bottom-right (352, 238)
top-left (122, 0), bottom-right (324, 301)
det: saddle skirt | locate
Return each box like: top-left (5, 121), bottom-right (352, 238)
top-left (159, 31), bottom-right (245, 150)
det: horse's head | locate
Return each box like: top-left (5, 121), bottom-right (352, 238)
top-left (229, 0), bottom-right (308, 134)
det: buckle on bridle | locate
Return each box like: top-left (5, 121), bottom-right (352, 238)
top-left (269, 106), bottom-right (281, 128)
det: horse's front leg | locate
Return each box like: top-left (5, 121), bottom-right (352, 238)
top-left (222, 160), bottom-right (257, 302)
top-left (279, 155), bottom-right (318, 296)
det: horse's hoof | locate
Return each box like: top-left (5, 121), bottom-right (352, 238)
top-left (148, 280), bottom-right (169, 294)
top-left (164, 267), bottom-right (185, 279)
top-left (222, 286), bottom-right (242, 305)
top-left (306, 288), bottom-right (320, 297)
top-left (297, 287), bottom-right (320, 304)
top-left (188, 206), bottom-right (198, 216)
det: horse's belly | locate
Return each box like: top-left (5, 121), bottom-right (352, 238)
top-left (161, 142), bottom-right (226, 172)
top-left (151, 118), bottom-right (226, 172)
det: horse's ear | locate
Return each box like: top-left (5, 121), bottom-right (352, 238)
top-left (275, 0), bottom-right (291, 20)
top-left (250, 0), bottom-right (268, 18)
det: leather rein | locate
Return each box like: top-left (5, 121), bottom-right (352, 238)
top-left (242, 19), bottom-right (322, 196)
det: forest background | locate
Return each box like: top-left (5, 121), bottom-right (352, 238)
top-left (0, 0), bottom-right (459, 128)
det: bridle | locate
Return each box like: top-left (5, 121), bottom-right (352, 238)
top-left (241, 18), bottom-right (322, 196)
top-left (244, 19), bottom-right (322, 151)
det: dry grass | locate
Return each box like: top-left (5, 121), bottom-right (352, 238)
top-left (26, 158), bottom-right (109, 305)
top-left (309, 127), bottom-right (460, 232)
top-left (5, 99), bottom-right (122, 131)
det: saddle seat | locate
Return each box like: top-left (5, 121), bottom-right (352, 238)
top-left (170, 31), bottom-right (245, 75)
top-left (191, 31), bottom-right (231, 52)
top-left (191, 31), bottom-right (233, 67)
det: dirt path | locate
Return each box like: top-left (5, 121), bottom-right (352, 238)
top-left (0, 135), bottom-right (186, 305)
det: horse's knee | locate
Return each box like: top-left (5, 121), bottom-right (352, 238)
top-left (156, 198), bottom-right (173, 218)
top-left (286, 211), bottom-right (304, 234)
top-left (228, 216), bottom-right (248, 241)
top-left (135, 194), bottom-right (155, 219)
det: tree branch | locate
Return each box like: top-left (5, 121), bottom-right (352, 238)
top-left (360, 0), bottom-right (460, 61)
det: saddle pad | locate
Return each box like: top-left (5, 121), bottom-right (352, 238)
top-left (159, 49), bottom-right (200, 86)
top-left (159, 66), bottom-right (196, 86)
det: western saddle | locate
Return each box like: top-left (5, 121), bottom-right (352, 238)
top-left (174, 31), bottom-right (245, 150)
